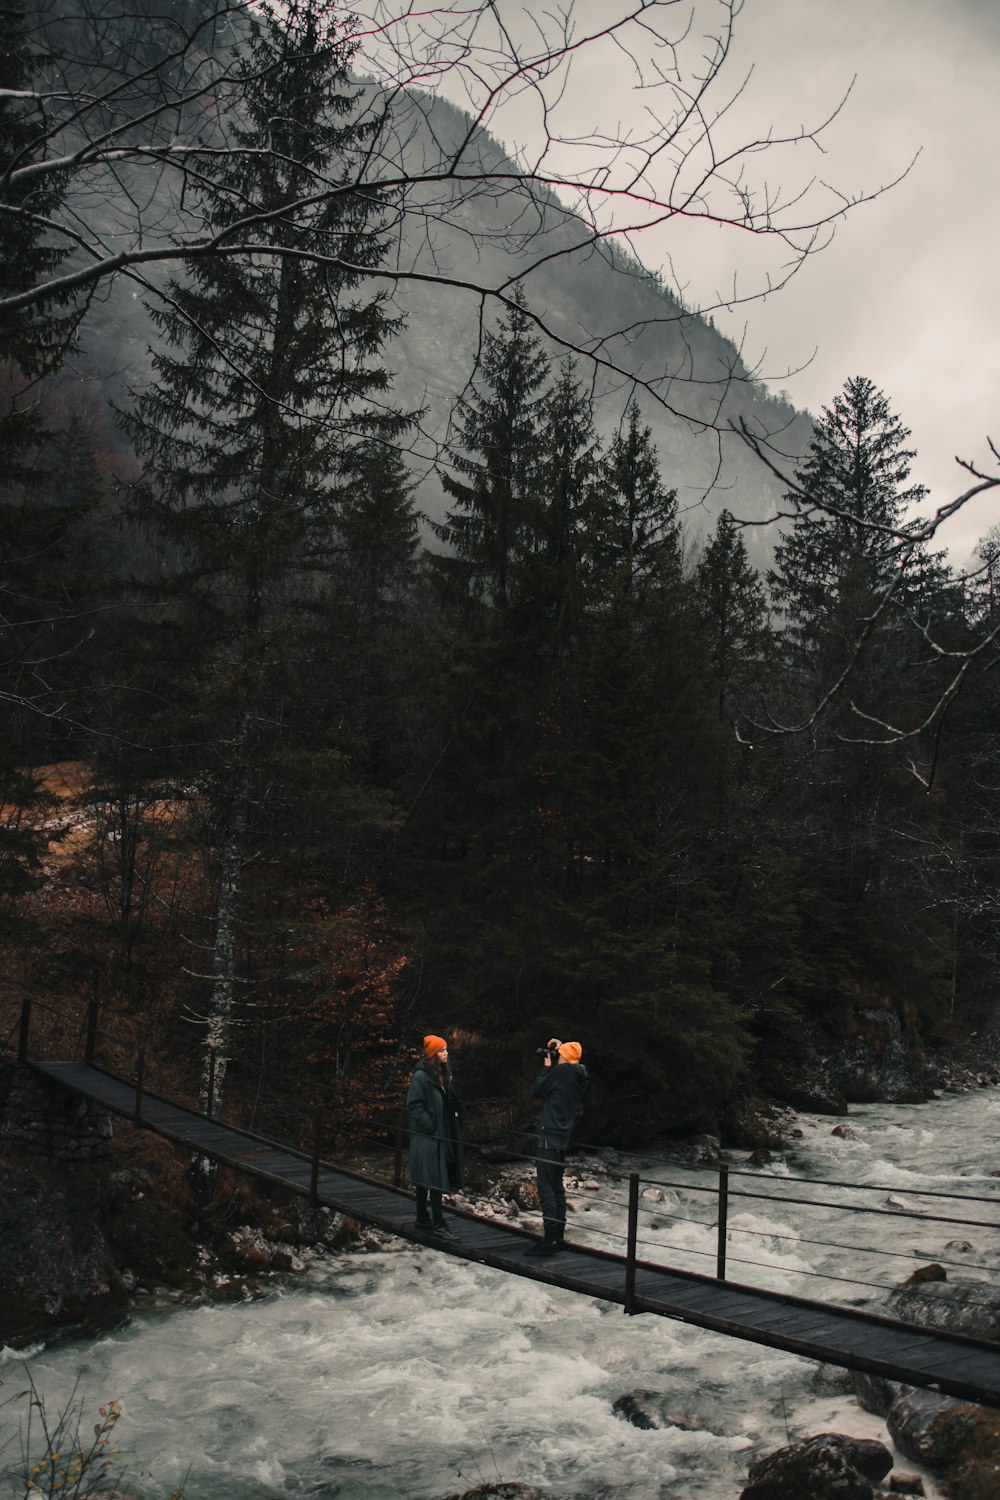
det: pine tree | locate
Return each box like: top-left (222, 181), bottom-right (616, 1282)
top-left (117, 0), bottom-right (413, 1148)
top-left (593, 399), bottom-right (682, 609)
top-left (695, 509), bottom-right (773, 722)
top-left (508, 406), bottom-right (752, 1119)
top-left (519, 357), bottom-right (603, 652)
top-left (431, 286), bottom-right (549, 619)
top-left (320, 440), bottom-right (426, 788)
top-left (768, 374), bottom-right (929, 688)
top-left (764, 376), bottom-right (956, 1030)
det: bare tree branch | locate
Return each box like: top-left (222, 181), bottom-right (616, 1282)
top-left (3, 0), bottom-right (912, 426)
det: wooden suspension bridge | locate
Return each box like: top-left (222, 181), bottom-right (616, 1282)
top-left (13, 1000), bottom-right (1000, 1411)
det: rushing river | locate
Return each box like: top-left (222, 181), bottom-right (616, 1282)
top-left (6, 1088), bottom-right (1000, 1500)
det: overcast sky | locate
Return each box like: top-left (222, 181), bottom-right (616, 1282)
top-left (705, 0), bottom-right (1000, 565)
top-left (408, 0), bottom-right (999, 565)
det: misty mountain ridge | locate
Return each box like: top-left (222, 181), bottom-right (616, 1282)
top-left (58, 59), bottom-right (814, 571)
top-left (374, 87), bottom-right (814, 567)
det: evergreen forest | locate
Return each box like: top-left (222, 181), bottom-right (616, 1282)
top-left (3, 0), bottom-right (999, 1150)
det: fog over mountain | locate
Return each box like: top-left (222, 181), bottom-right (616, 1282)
top-left (66, 79), bottom-right (813, 572)
top-left (382, 102), bottom-right (815, 570)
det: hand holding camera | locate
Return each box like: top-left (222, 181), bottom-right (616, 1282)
top-left (535, 1037), bottom-right (561, 1067)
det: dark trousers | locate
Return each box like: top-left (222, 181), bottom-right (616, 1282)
top-left (415, 1185), bottom-right (443, 1224)
top-left (535, 1139), bottom-right (567, 1229)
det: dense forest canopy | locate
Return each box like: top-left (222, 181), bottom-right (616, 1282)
top-left (1, 0), bottom-right (998, 1146)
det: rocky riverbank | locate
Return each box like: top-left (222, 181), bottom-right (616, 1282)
top-left (0, 1059), bottom-right (378, 1348)
top-left (2, 1047), bottom-right (995, 1350)
top-left (5, 1053), bottom-right (1000, 1500)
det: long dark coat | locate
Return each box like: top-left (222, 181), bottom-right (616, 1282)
top-left (406, 1056), bottom-right (464, 1191)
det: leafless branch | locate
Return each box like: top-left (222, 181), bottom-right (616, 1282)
top-left (3, 0), bottom-right (913, 428)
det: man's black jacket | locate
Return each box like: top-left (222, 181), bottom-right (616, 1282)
top-left (531, 1061), bottom-right (589, 1149)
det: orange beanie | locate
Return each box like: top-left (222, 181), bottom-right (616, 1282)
top-left (557, 1041), bottom-right (582, 1064)
top-left (423, 1034), bottom-right (447, 1058)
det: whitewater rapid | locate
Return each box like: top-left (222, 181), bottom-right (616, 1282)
top-left (7, 1088), bottom-right (1000, 1499)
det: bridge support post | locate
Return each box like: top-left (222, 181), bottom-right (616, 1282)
top-left (134, 1049), bottom-right (145, 1126)
top-left (310, 1106), bottom-right (323, 1206)
top-left (85, 1001), bottom-right (98, 1064)
top-left (716, 1163), bottom-right (729, 1281)
top-left (624, 1171), bottom-right (639, 1314)
top-left (17, 995), bottom-right (31, 1064)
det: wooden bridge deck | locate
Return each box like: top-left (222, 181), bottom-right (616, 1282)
top-left (33, 1059), bottom-right (1000, 1409)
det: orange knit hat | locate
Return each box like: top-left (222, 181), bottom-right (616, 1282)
top-left (557, 1041), bottom-right (582, 1064)
top-left (423, 1034), bottom-right (447, 1058)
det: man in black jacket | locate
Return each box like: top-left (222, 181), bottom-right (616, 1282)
top-left (523, 1038), bottom-right (589, 1257)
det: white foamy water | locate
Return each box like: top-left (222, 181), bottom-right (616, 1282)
top-left (7, 1088), bottom-right (1000, 1499)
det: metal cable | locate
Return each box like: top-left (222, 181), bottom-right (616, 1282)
top-left (637, 1171), bottom-right (1000, 1232)
top-left (609, 1194), bottom-right (1000, 1277)
top-left (723, 1164), bottom-right (1000, 1207)
top-left (723, 1184), bottom-right (998, 1232)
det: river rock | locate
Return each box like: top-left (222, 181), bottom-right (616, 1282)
top-left (109, 1190), bottom-right (200, 1283)
top-left (890, 1278), bottom-right (1000, 1340)
top-left (898, 1264), bottom-right (946, 1288)
top-left (611, 1391), bottom-right (703, 1431)
top-left (885, 1388), bottom-right (977, 1468)
top-left (670, 1133), bottom-right (721, 1164)
top-left (851, 1371), bottom-right (902, 1417)
top-left (441, 1486), bottom-right (549, 1500)
top-left (512, 1181), bottom-right (540, 1211)
top-left (810, 1363), bottom-right (854, 1395)
top-left (887, 1474), bottom-right (924, 1495)
top-left (719, 1093), bottom-right (792, 1151)
top-left (740, 1432), bottom-right (892, 1499)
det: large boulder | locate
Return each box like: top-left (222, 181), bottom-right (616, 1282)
top-left (878, 1278), bottom-right (1000, 1494)
top-left (759, 1009), bottom-right (929, 1110)
top-left (719, 1093), bottom-right (793, 1150)
top-left (739, 1432), bottom-right (892, 1500)
top-left (757, 1061), bottom-right (848, 1116)
top-left (886, 1389), bottom-right (977, 1469)
top-left (890, 1279), bottom-right (1000, 1341)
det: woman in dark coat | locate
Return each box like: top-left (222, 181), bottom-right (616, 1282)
top-left (406, 1034), bottom-right (464, 1239)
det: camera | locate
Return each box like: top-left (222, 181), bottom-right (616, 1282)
top-left (535, 1045), bottom-right (559, 1060)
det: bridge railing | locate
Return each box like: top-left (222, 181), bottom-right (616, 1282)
top-left (613, 1159), bottom-right (1000, 1316)
top-left (8, 993), bottom-right (429, 1195)
top-left (9, 996), bottom-right (1000, 1314)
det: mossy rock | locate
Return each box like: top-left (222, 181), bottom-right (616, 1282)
top-left (947, 1408), bottom-right (1000, 1500)
top-left (0, 1282), bottom-right (129, 1348)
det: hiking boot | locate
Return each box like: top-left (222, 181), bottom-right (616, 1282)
top-left (432, 1220), bottom-right (462, 1240)
top-left (522, 1237), bottom-right (560, 1257)
top-left (523, 1218), bottom-right (562, 1256)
